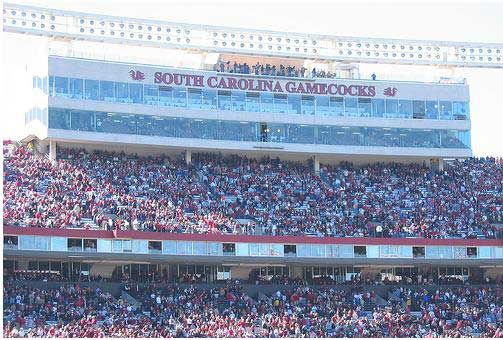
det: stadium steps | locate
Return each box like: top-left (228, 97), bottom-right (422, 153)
top-left (121, 290), bottom-right (142, 309)
top-left (80, 217), bottom-right (100, 229)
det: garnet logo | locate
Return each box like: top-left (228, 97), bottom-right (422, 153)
top-left (129, 70), bottom-right (145, 81)
top-left (383, 87), bottom-right (398, 97)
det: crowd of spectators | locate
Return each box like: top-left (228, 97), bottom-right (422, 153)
top-left (4, 283), bottom-right (502, 337)
top-left (215, 61), bottom-right (342, 79)
top-left (3, 144), bottom-right (502, 239)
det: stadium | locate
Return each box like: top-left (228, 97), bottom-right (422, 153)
top-left (2, 1), bottom-right (503, 338)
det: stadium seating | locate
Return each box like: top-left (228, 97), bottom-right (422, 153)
top-left (3, 144), bottom-right (502, 239)
top-left (3, 283), bottom-right (502, 337)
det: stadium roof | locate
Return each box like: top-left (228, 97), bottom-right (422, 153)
top-left (3, 2), bottom-right (503, 68)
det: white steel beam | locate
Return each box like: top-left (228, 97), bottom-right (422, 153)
top-left (3, 2), bottom-right (503, 68)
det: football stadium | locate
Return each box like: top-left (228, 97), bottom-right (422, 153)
top-left (2, 1), bottom-right (503, 338)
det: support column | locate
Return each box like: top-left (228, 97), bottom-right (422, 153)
top-left (313, 155), bottom-right (320, 174)
top-left (430, 158), bottom-right (444, 172)
top-left (49, 140), bottom-right (57, 162)
top-left (185, 150), bottom-right (192, 165)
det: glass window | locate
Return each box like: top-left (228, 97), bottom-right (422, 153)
top-left (177, 241), bottom-right (192, 255)
top-left (84, 80), bottom-right (99, 100)
top-left (193, 242), bottom-right (207, 255)
top-left (287, 124), bottom-right (315, 144)
top-left (208, 242), bottom-right (221, 256)
top-left (372, 99), bottom-right (385, 117)
top-left (122, 240), bottom-right (132, 252)
top-left (439, 101), bottom-right (453, 119)
top-left (129, 83), bottom-right (143, 104)
top-left (54, 76), bottom-right (69, 96)
top-left (311, 245), bottom-right (326, 257)
top-left (160, 86), bottom-right (175, 106)
top-left (112, 240), bottom-right (122, 252)
top-left (316, 96), bottom-right (330, 116)
top-left (453, 101), bottom-right (469, 119)
top-left (232, 91), bottom-right (246, 111)
top-left (301, 95), bottom-right (315, 115)
top-left (245, 92), bottom-right (260, 112)
top-left (398, 100), bottom-right (412, 118)
top-left (173, 87), bottom-right (187, 108)
top-left (202, 90), bottom-right (217, 110)
top-left (218, 90), bottom-right (232, 110)
top-left (345, 97), bottom-right (358, 116)
top-left (249, 244), bottom-right (260, 256)
top-left (50, 237), bottom-right (67, 251)
top-left (49, 76), bottom-right (55, 96)
top-left (162, 240), bottom-right (176, 255)
top-left (329, 97), bottom-right (344, 116)
top-left (49, 108), bottom-right (71, 130)
top-left (274, 94), bottom-right (289, 113)
top-left (260, 93), bottom-right (273, 112)
top-left (33, 237), bottom-right (50, 250)
top-left (188, 88), bottom-right (203, 109)
top-left (297, 244), bottom-right (311, 257)
top-left (270, 244), bottom-right (283, 256)
top-left (115, 82), bottom-right (129, 103)
top-left (144, 85), bottom-right (159, 105)
top-left (100, 81), bottom-right (115, 101)
top-left (288, 94), bottom-right (301, 114)
top-left (358, 98), bottom-right (372, 117)
top-left (413, 100), bottom-right (425, 118)
top-left (132, 240), bottom-right (148, 253)
top-left (70, 110), bottom-right (95, 132)
top-left (96, 112), bottom-right (136, 135)
top-left (385, 99), bottom-right (398, 117)
top-left (426, 101), bottom-right (438, 119)
top-left (97, 239), bottom-right (111, 252)
top-left (69, 78), bottom-right (83, 99)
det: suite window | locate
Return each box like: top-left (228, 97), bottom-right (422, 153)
top-left (83, 239), bottom-right (97, 252)
top-left (344, 97), bottom-right (358, 116)
top-left (330, 97), bottom-right (344, 115)
top-left (245, 92), bottom-right (260, 112)
top-left (69, 78), bottom-right (83, 99)
top-left (354, 246), bottom-right (367, 258)
top-left (188, 88), bottom-right (203, 109)
top-left (371, 99), bottom-right (385, 117)
top-left (426, 101), bottom-right (438, 119)
top-left (467, 247), bottom-right (477, 258)
top-left (413, 100), bottom-right (425, 118)
top-left (129, 83), bottom-right (143, 104)
top-left (202, 90), bottom-right (217, 109)
top-left (218, 90), bottom-right (232, 110)
top-left (148, 241), bottom-right (162, 254)
top-left (385, 99), bottom-right (398, 115)
top-left (4, 236), bottom-right (18, 250)
top-left (67, 239), bottom-right (83, 252)
top-left (122, 240), bottom-right (132, 253)
top-left (84, 80), bottom-right (100, 100)
top-left (223, 243), bottom-right (236, 255)
top-left (172, 88), bottom-right (187, 107)
top-left (398, 100), bottom-right (412, 118)
top-left (54, 76), bottom-right (69, 96)
top-left (100, 81), bottom-right (115, 101)
top-left (439, 101), bottom-right (453, 118)
top-left (413, 246), bottom-right (425, 258)
top-left (357, 98), bottom-right (372, 117)
top-left (284, 244), bottom-right (297, 257)
top-left (115, 82), bottom-right (129, 103)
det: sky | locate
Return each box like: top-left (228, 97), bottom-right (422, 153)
top-left (2, 0), bottom-right (503, 156)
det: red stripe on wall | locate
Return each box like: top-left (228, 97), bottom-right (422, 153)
top-left (4, 226), bottom-right (503, 246)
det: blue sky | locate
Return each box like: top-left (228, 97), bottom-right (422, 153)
top-left (2, 0), bottom-right (503, 155)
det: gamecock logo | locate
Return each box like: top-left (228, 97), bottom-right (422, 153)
top-left (129, 70), bottom-right (145, 81)
top-left (383, 87), bottom-right (398, 97)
